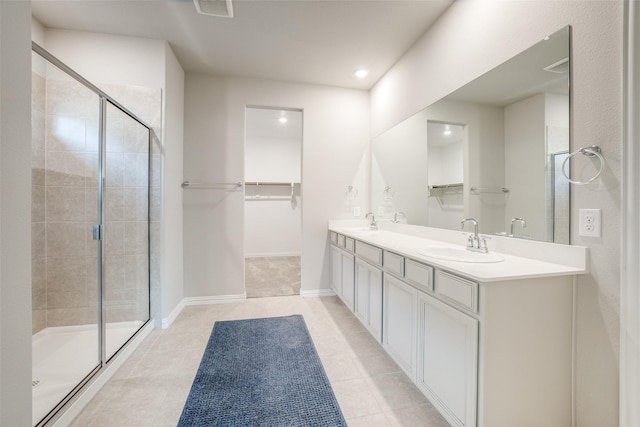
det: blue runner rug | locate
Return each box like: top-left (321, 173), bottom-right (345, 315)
top-left (177, 315), bottom-right (347, 427)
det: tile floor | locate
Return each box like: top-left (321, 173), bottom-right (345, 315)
top-left (69, 296), bottom-right (449, 427)
top-left (245, 257), bottom-right (301, 298)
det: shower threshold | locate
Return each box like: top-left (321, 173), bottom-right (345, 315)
top-left (32, 321), bottom-right (143, 426)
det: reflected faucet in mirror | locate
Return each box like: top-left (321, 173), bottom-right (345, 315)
top-left (392, 212), bottom-right (405, 223)
top-left (510, 217), bottom-right (527, 237)
top-left (365, 212), bottom-right (378, 230)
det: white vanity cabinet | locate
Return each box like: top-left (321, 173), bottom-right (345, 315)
top-left (330, 233), bottom-right (355, 310)
top-left (417, 290), bottom-right (478, 427)
top-left (354, 258), bottom-right (383, 342)
top-left (383, 273), bottom-right (418, 379)
top-left (328, 226), bottom-right (582, 427)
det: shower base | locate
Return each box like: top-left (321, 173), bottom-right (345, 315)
top-left (32, 321), bottom-right (143, 426)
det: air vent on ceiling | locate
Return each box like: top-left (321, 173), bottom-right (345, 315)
top-left (194, 0), bottom-right (234, 18)
top-left (544, 57), bottom-right (569, 74)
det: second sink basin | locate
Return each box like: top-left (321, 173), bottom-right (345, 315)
top-left (417, 246), bottom-right (505, 263)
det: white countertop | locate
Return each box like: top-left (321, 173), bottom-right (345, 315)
top-left (329, 224), bottom-right (588, 283)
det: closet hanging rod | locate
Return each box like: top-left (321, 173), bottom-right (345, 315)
top-left (181, 181), bottom-right (242, 189)
top-left (244, 196), bottom-right (293, 201)
top-left (244, 181), bottom-right (299, 186)
top-left (470, 187), bottom-right (510, 194)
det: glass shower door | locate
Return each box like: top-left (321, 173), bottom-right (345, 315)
top-left (102, 101), bottom-right (150, 361)
top-left (31, 51), bottom-right (102, 425)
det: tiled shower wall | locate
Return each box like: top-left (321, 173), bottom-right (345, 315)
top-left (31, 69), bottom-right (161, 334)
top-left (32, 72), bottom-right (47, 333)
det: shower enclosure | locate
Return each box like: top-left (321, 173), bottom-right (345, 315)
top-left (31, 44), bottom-right (152, 426)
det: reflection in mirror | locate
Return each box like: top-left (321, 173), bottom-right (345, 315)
top-left (427, 121), bottom-right (464, 230)
top-left (372, 26), bottom-right (570, 243)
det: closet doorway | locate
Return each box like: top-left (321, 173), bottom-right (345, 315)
top-left (244, 107), bottom-right (302, 298)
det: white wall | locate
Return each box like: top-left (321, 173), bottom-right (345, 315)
top-left (370, 2), bottom-right (623, 425)
top-left (162, 43), bottom-right (185, 321)
top-left (245, 129), bottom-right (302, 256)
top-left (41, 29), bottom-right (185, 324)
top-left (184, 74), bottom-right (369, 297)
top-left (245, 136), bottom-right (301, 182)
top-left (0, 2), bottom-right (33, 425)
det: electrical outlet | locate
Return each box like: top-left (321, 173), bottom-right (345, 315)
top-left (377, 206), bottom-right (385, 217)
top-left (579, 209), bottom-right (601, 237)
top-left (353, 206), bottom-right (360, 217)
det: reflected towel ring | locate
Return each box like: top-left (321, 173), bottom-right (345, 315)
top-left (561, 145), bottom-right (605, 185)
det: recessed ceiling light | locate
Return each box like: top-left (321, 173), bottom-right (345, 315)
top-left (279, 117), bottom-right (288, 124)
top-left (355, 69), bottom-right (369, 79)
top-left (444, 129), bottom-right (452, 136)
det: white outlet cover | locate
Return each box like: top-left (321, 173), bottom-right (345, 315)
top-left (579, 208), bottom-right (601, 237)
top-left (353, 206), bottom-right (360, 217)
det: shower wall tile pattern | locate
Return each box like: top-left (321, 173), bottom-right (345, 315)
top-left (32, 71), bottom-right (46, 333)
top-left (31, 70), bottom-right (161, 333)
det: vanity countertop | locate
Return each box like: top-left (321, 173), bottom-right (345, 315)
top-left (329, 224), bottom-right (588, 283)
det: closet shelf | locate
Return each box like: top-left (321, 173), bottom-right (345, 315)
top-left (428, 183), bottom-right (463, 197)
top-left (182, 181), bottom-right (242, 190)
top-left (244, 181), bottom-right (300, 186)
top-left (244, 196), bottom-right (294, 201)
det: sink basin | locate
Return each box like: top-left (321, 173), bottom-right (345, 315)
top-left (345, 227), bottom-right (379, 236)
top-left (417, 246), bottom-right (505, 263)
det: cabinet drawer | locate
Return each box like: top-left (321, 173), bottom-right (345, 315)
top-left (436, 271), bottom-right (478, 313)
top-left (405, 259), bottom-right (433, 292)
top-left (384, 251), bottom-right (405, 277)
top-left (345, 237), bottom-right (355, 252)
top-left (355, 241), bottom-right (383, 266)
top-left (330, 231), bottom-right (338, 245)
top-left (337, 234), bottom-right (346, 248)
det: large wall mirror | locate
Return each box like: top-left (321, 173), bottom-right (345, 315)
top-left (372, 26), bottom-right (571, 243)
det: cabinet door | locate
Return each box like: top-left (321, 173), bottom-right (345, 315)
top-left (355, 259), bottom-right (383, 342)
top-left (369, 266), bottom-right (383, 343)
top-left (341, 251), bottom-right (355, 310)
top-left (417, 292), bottom-right (478, 427)
top-left (383, 274), bottom-right (418, 379)
top-left (330, 245), bottom-right (342, 298)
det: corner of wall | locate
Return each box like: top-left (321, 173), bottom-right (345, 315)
top-left (1, 1), bottom-right (34, 424)
top-left (160, 40), bottom-right (186, 321)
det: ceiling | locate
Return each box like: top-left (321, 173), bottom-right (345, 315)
top-left (31, 0), bottom-right (453, 90)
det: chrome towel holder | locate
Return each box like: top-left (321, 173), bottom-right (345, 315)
top-left (561, 145), bottom-right (605, 185)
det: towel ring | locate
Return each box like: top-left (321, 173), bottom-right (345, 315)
top-left (561, 145), bottom-right (605, 185)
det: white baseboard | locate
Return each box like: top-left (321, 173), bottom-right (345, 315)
top-left (245, 252), bottom-right (301, 258)
top-left (160, 294), bottom-right (247, 328)
top-left (161, 299), bottom-right (186, 329)
top-left (300, 288), bottom-right (336, 297)
top-left (183, 293), bottom-right (247, 306)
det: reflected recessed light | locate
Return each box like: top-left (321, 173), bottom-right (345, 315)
top-left (444, 130), bottom-right (452, 136)
top-left (279, 117), bottom-right (288, 124)
top-left (355, 69), bottom-right (369, 79)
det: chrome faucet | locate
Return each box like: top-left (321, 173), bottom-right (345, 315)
top-left (392, 212), bottom-right (405, 223)
top-left (460, 218), bottom-right (488, 253)
top-left (365, 212), bottom-right (378, 230)
top-left (510, 217), bottom-right (527, 237)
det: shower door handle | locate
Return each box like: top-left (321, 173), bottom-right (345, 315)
top-left (93, 224), bottom-right (102, 241)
